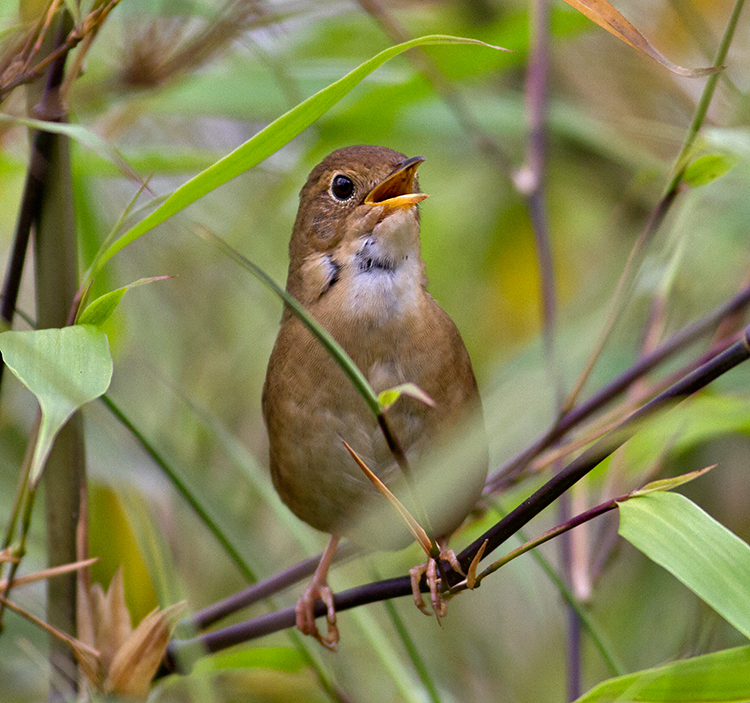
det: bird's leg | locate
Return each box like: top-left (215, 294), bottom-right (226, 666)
top-left (296, 534), bottom-right (340, 650)
top-left (409, 540), bottom-right (465, 622)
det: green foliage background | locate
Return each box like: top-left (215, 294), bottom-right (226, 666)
top-left (1, 0), bottom-right (750, 700)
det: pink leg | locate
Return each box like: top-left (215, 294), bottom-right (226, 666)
top-left (296, 534), bottom-right (341, 650)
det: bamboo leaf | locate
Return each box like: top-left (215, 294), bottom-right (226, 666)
top-left (93, 35), bottom-right (506, 272)
top-left (683, 153), bottom-right (739, 188)
top-left (0, 326), bottom-right (113, 486)
top-left (574, 646), bottom-right (750, 703)
top-left (561, 0), bottom-right (721, 77)
top-left (77, 276), bottom-right (172, 326)
top-left (619, 492), bottom-right (750, 639)
top-left (378, 383), bottom-right (436, 411)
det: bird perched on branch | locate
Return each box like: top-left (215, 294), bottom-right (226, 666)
top-left (263, 145), bottom-right (487, 649)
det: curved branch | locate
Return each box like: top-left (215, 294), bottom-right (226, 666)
top-left (161, 326), bottom-right (750, 672)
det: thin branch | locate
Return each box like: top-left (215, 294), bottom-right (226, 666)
top-left (466, 327), bottom-right (750, 565)
top-left (186, 543), bottom-right (358, 631)
top-left (0, 0), bottom-right (125, 103)
top-left (486, 282), bottom-right (750, 492)
top-left (161, 326), bottom-right (750, 666)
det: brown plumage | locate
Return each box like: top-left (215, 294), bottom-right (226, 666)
top-left (263, 145), bottom-right (487, 648)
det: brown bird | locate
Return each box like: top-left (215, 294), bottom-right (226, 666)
top-left (263, 145), bottom-right (487, 649)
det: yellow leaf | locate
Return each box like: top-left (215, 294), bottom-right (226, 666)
top-left (562, 0), bottom-right (722, 77)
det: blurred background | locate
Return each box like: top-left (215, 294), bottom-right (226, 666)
top-left (1, 0), bottom-right (750, 700)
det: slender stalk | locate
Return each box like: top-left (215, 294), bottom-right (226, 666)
top-left (486, 282), bottom-right (750, 492)
top-left (560, 0), bottom-right (745, 416)
top-left (0, 443), bottom-right (39, 625)
top-left (25, 10), bottom-right (84, 699)
top-left (560, 189), bottom-right (679, 416)
top-left (0, 412), bottom-right (39, 562)
top-left (665, 0), bottom-right (746, 193)
top-left (100, 394), bottom-right (258, 584)
top-left (382, 598), bottom-right (443, 703)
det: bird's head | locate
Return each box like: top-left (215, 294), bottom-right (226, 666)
top-left (286, 145), bottom-right (428, 307)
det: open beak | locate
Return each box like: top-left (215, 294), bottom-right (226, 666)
top-left (364, 156), bottom-right (429, 210)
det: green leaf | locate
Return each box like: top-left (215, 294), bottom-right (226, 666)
top-left (93, 35), bottom-right (506, 272)
top-left (683, 153), bottom-right (738, 187)
top-left (378, 383), bottom-right (436, 411)
top-left (630, 465), bottom-right (714, 496)
top-left (574, 645), bottom-right (750, 703)
top-left (0, 326), bottom-right (113, 485)
top-left (193, 647), bottom-right (306, 674)
top-left (77, 276), bottom-right (171, 326)
top-left (618, 492), bottom-right (750, 639)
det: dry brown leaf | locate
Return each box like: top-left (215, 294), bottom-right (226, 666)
top-left (77, 566), bottom-right (185, 699)
top-left (103, 601), bottom-right (185, 697)
top-left (343, 440), bottom-right (433, 556)
top-left (563, 0), bottom-right (722, 77)
top-left (92, 567), bottom-right (134, 676)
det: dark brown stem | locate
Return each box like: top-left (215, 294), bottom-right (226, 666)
top-left (161, 327), bottom-right (750, 668)
top-left (186, 542), bottom-right (359, 631)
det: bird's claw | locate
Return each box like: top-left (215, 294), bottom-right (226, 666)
top-left (409, 548), bottom-right (464, 623)
top-left (296, 583), bottom-right (339, 651)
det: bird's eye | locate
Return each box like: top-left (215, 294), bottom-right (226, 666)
top-left (330, 174), bottom-right (355, 201)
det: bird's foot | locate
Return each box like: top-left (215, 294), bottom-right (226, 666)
top-left (296, 581), bottom-right (339, 651)
top-left (409, 548), bottom-right (464, 623)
